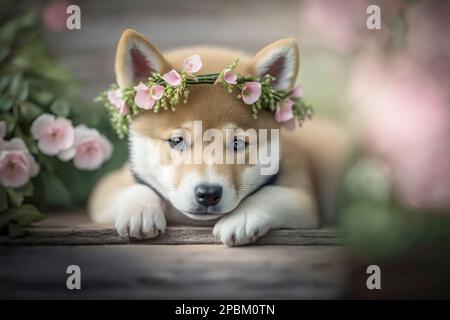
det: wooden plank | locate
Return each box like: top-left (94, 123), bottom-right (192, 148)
top-left (0, 226), bottom-right (340, 245)
top-left (0, 244), bottom-right (349, 299)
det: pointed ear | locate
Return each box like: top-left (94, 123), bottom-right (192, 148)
top-left (115, 29), bottom-right (172, 88)
top-left (249, 38), bottom-right (300, 91)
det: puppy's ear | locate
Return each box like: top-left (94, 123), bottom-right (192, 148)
top-left (115, 29), bottom-right (171, 88)
top-left (249, 38), bottom-right (300, 91)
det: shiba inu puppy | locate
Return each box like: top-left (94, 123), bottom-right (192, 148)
top-left (88, 29), bottom-right (349, 246)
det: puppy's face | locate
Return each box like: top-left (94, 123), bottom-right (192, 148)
top-left (130, 85), bottom-right (280, 220)
top-left (115, 29), bottom-right (299, 221)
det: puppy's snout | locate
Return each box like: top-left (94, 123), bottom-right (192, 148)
top-left (195, 184), bottom-right (222, 206)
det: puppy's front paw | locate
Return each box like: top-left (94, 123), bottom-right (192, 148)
top-left (213, 210), bottom-right (271, 246)
top-left (114, 185), bottom-right (166, 240)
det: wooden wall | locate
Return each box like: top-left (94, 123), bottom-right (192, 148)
top-left (43, 0), bottom-right (303, 99)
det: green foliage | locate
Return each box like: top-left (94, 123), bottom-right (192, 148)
top-left (337, 155), bottom-right (450, 260)
top-left (0, 3), bottom-right (126, 237)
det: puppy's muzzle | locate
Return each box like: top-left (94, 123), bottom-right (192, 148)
top-left (194, 184), bottom-right (222, 207)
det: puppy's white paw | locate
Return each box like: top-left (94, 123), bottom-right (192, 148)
top-left (114, 185), bottom-right (166, 240)
top-left (213, 210), bottom-right (272, 246)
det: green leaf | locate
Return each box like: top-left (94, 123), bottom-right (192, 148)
top-left (23, 136), bottom-right (39, 154)
top-left (7, 75), bottom-right (29, 102)
top-left (0, 75), bottom-right (10, 93)
top-left (0, 207), bottom-right (20, 229)
top-left (20, 101), bottom-right (43, 122)
top-left (0, 204), bottom-right (46, 237)
top-left (50, 99), bottom-right (70, 117)
top-left (16, 181), bottom-right (34, 197)
top-left (0, 187), bottom-right (8, 212)
top-left (0, 95), bottom-right (13, 111)
top-left (36, 173), bottom-right (73, 207)
top-left (0, 46), bottom-right (10, 62)
top-left (30, 90), bottom-right (53, 107)
top-left (6, 188), bottom-right (24, 207)
top-left (14, 204), bottom-right (46, 227)
top-left (8, 223), bottom-right (24, 238)
top-left (17, 81), bottom-right (29, 101)
top-left (8, 74), bottom-right (24, 97)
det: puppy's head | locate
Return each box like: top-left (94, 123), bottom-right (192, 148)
top-left (115, 29), bottom-right (299, 221)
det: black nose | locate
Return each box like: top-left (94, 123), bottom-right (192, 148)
top-left (195, 184), bottom-right (222, 206)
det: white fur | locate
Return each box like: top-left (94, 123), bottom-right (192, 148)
top-left (114, 184), bottom-right (166, 239)
top-left (213, 186), bottom-right (318, 246)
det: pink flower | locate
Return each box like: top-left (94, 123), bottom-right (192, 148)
top-left (291, 85), bottom-right (304, 98)
top-left (107, 89), bottom-right (129, 115)
top-left (133, 82), bottom-right (164, 110)
top-left (348, 54), bottom-right (450, 212)
top-left (275, 98), bottom-right (297, 131)
top-left (162, 69), bottom-right (182, 87)
top-left (150, 85), bottom-right (164, 100)
top-left (275, 99), bottom-right (295, 123)
top-left (134, 82), bottom-right (155, 109)
top-left (59, 125), bottom-right (112, 171)
top-left (31, 113), bottom-right (74, 156)
top-left (183, 55), bottom-right (202, 74)
top-left (223, 69), bottom-right (237, 84)
top-left (0, 138), bottom-right (39, 188)
top-left (241, 82), bottom-right (261, 105)
top-left (41, 0), bottom-right (69, 32)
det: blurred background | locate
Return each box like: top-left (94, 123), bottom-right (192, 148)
top-left (2, 0), bottom-right (450, 298)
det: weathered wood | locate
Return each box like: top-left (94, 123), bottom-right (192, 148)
top-left (0, 226), bottom-right (340, 245)
top-left (0, 245), bottom-right (350, 299)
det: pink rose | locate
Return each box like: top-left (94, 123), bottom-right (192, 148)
top-left (107, 89), bottom-right (129, 115)
top-left (162, 69), bottom-right (182, 87)
top-left (223, 69), bottom-right (237, 84)
top-left (183, 55), bottom-right (203, 74)
top-left (41, 0), bottom-right (69, 32)
top-left (241, 82), bottom-right (261, 105)
top-left (0, 138), bottom-right (40, 188)
top-left (133, 82), bottom-right (164, 110)
top-left (59, 125), bottom-right (112, 171)
top-left (31, 113), bottom-right (74, 156)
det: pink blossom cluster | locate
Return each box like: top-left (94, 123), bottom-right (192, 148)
top-left (30, 113), bottom-right (112, 172)
top-left (0, 121), bottom-right (40, 188)
top-left (348, 54), bottom-right (450, 212)
top-left (0, 114), bottom-right (113, 189)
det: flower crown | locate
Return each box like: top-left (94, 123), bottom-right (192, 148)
top-left (96, 55), bottom-right (313, 138)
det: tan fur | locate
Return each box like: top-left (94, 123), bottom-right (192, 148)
top-left (88, 29), bottom-right (351, 241)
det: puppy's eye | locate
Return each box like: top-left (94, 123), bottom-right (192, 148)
top-left (233, 137), bottom-right (247, 151)
top-left (168, 137), bottom-right (185, 150)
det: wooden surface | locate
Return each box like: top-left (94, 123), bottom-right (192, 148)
top-left (0, 209), bottom-right (340, 245)
top-left (0, 226), bottom-right (340, 245)
top-left (0, 244), bottom-right (350, 299)
top-left (0, 210), bottom-right (350, 299)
